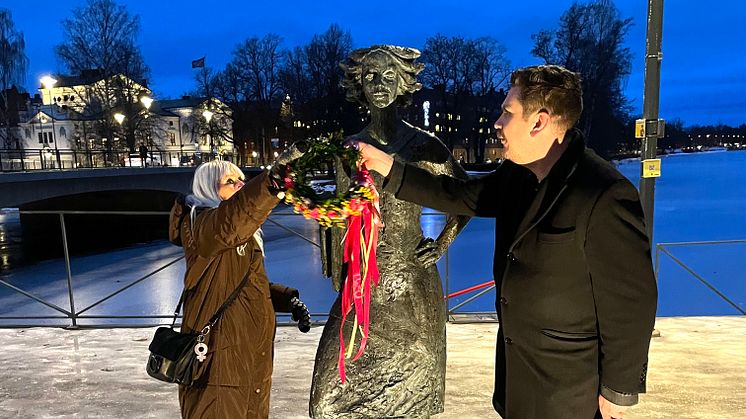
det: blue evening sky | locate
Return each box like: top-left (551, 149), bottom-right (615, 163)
top-left (4, 0), bottom-right (744, 127)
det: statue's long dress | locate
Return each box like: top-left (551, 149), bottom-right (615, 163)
top-left (310, 128), bottom-right (455, 418)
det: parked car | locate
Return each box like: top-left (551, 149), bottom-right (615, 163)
top-left (120, 154), bottom-right (162, 167)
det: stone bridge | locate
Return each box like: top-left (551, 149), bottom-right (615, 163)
top-left (0, 167), bottom-right (261, 209)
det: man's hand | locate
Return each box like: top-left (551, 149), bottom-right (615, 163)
top-left (347, 141), bottom-right (394, 177)
top-left (599, 395), bottom-right (629, 419)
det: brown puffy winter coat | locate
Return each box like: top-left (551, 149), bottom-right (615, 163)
top-left (169, 171), bottom-right (297, 418)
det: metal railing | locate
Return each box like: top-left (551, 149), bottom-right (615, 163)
top-left (11, 210), bottom-right (743, 328)
top-left (655, 240), bottom-right (746, 315)
top-left (0, 148), bottom-right (218, 171)
top-left (0, 210), bottom-right (499, 328)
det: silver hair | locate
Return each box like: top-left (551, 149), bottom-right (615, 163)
top-left (185, 160), bottom-right (264, 254)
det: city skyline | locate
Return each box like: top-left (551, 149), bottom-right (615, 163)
top-left (5, 0), bottom-right (745, 127)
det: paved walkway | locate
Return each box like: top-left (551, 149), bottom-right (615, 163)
top-left (0, 316), bottom-right (743, 418)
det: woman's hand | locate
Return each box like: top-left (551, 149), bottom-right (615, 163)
top-left (290, 296), bottom-right (311, 333)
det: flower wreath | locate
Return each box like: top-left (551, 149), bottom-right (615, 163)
top-left (282, 136), bottom-right (376, 228)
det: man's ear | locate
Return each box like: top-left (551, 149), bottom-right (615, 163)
top-left (530, 111), bottom-right (551, 137)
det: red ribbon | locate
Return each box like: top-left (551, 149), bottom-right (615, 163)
top-left (338, 168), bottom-right (381, 383)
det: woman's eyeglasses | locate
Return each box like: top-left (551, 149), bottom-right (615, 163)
top-left (222, 177), bottom-right (245, 186)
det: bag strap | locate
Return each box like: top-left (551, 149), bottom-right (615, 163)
top-left (206, 268), bottom-right (252, 328)
top-left (170, 264), bottom-right (253, 330)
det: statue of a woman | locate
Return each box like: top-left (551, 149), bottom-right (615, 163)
top-left (310, 45), bottom-right (470, 418)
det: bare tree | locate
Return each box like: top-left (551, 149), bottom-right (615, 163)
top-left (472, 37), bottom-right (511, 97)
top-left (208, 34), bottom-right (287, 164)
top-left (532, 0), bottom-right (633, 156)
top-left (279, 46), bottom-right (310, 104)
top-left (421, 35), bottom-right (510, 97)
top-left (420, 34), bottom-right (510, 150)
top-left (279, 24), bottom-right (355, 138)
top-left (305, 24), bottom-right (351, 100)
top-left (0, 9), bottom-right (28, 149)
top-left (56, 0), bottom-right (151, 155)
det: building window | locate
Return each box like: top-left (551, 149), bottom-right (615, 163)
top-left (169, 132), bottom-right (176, 146)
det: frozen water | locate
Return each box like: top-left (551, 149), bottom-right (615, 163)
top-left (0, 151), bottom-right (744, 325)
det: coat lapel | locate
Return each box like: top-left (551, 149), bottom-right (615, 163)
top-left (509, 130), bottom-right (585, 250)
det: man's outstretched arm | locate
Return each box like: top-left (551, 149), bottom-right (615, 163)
top-left (356, 142), bottom-right (500, 217)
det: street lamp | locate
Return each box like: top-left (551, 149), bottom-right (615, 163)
top-left (251, 150), bottom-right (258, 166)
top-left (140, 96), bottom-right (153, 111)
top-left (114, 113), bottom-right (125, 165)
top-left (140, 96), bottom-right (154, 162)
top-left (203, 110), bottom-right (214, 160)
top-left (40, 75), bottom-right (60, 168)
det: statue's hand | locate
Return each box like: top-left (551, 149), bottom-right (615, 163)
top-left (415, 237), bottom-right (443, 267)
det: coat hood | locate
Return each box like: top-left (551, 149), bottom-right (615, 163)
top-left (168, 194), bottom-right (189, 247)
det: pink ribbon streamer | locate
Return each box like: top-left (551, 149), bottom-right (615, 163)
top-left (338, 168), bottom-right (381, 383)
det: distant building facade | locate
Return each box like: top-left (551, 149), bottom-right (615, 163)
top-left (1, 70), bottom-right (233, 169)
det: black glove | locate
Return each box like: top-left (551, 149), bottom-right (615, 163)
top-left (290, 296), bottom-right (311, 333)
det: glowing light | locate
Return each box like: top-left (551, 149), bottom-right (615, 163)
top-left (40, 75), bottom-right (57, 89)
top-left (202, 110), bottom-right (214, 123)
top-left (114, 113), bottom-right (125, 124)
top-left (140, 96), bottom-right (153, 110)
top-left (422, 101), bottom-right (430, 127)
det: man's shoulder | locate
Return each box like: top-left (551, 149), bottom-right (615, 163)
top-left (575, 148), bottom-right (630, 191)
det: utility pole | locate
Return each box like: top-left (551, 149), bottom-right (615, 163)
top-left (638, 0), bottom-right (665, 243)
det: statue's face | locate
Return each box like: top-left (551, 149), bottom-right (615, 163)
top-left (362, 51), bottom-right (400, 109)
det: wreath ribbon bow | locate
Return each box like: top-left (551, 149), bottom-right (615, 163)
top-left (338, 166), bottom-right (382, 383)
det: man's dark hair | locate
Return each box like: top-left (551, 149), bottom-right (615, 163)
top-left (510, 65), bottom-right (583, 131)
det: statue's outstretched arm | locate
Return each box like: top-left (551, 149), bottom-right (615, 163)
top-left (415, 157), bottom-right (471, 267)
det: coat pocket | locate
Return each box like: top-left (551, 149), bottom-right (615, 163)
top-left (537, 230), bottom-right (576, 244)
top-left (541, 328), bottom-right (597, 341)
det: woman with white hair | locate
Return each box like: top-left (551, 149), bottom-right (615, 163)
top-left (168, 157), bottom-right (310, 418)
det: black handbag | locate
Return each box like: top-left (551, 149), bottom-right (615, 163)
top-left (146, 269), bottom-right (252, 385)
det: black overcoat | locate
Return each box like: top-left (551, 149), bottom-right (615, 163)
top-left (385, 130), bottom-right (658, 418)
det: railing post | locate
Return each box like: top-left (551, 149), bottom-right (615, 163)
top-left (654, 244), bottom-right (661, 282)
top-left (59, 213), bottom-right (78, 328)
top-left (445, 242), bottom-right (451, 321)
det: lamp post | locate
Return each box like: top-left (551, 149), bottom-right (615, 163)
top-left (203, 109), bottom-right (214, 160)
top-left (42, 144), bottom-right (52, 170)
top-left (140, 96), bottom-right (154, 163)
top-left (251, 150), bottom-right (258, 166)
top-left (114, 112), bottom-right (125, 165)
top-left (40, 76), bottom-right (60, 168)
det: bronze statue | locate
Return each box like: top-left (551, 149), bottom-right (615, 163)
top-left (310, 45), bottom-right (470, 418)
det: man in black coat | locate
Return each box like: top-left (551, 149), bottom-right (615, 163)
top-left (353, 65), bottom-right (657, 419)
